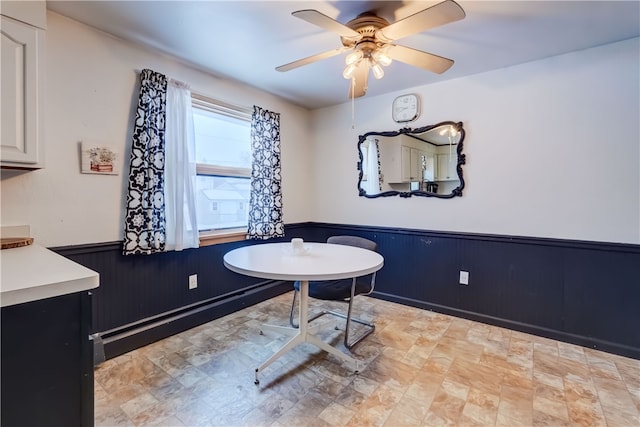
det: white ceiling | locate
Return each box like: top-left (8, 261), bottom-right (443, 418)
top-left (46, 0), bottom-right (640, 109)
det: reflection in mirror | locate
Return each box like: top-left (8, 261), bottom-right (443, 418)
top-left (358, 121), bottom-right (465, 198)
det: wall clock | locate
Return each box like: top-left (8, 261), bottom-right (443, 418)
top-left (392, 94), bottom-right (420, 123)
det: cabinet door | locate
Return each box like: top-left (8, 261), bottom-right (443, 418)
top-left (423, 153), bottom-right (435, 181)
top-left (436, 153), bottom-right (457, 181)
top-left (400, 145), bottom-right (411, 182)
top-left (389, 145), bottom-right (424, 183)
top-left (409, 148), bottom-right (424, 182)
top-left (1, 16), bottom-right (44, 168)
top-left (1, 292), bottom-right (94, 426)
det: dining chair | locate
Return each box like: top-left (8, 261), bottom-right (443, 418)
top-left (289, 235), bottom-right (378, 348)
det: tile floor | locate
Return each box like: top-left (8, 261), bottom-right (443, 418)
top-left (95, 292), bottom-right (640, 426)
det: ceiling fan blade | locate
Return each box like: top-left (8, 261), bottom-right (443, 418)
top-left (276, 47), bottom-right (347, 72)
top-left (386, 44), bottom-right (454, 74)
top-left (292, 9), bottom-right (361, 40)
top-left (377, 0), bottom-right (465, 42)
top-left (348, 61), bottom-right (369, 99)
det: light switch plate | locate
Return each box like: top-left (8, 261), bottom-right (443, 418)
top-left (459, 271), bottom-right (469, 285)
top-left (189, 274), bottom-right (198, 289)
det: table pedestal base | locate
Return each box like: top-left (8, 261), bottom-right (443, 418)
top-left (254, 280), bottom-right (358, 384)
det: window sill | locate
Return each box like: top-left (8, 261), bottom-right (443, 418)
top-left (199, 229), bottom-right (247, 246)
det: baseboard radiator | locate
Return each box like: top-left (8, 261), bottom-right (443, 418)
top-left (94, 279), bottom-right (290, 360)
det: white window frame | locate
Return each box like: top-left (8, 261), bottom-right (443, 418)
top-left (191, 93), bottom-right (252, 246)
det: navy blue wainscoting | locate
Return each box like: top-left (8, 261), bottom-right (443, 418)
top-left (53, 222), bottom-right (640, 360)
top-left (305, 223), bottom-right (640, 359)
top-left (52, 233), bottom-right (296, 359)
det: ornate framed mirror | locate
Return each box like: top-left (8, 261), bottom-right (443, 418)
top-left (358, 121), bottom-right (465, 199)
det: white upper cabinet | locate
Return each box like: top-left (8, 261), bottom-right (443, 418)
top-left (1, 2), bottom-right (46, 169)
top-left (390, 145), bottom-right (424, 183)
top-left (435, 153), bottom-right (458, 182)
top-left (422, 153), bottom-right (435, 182)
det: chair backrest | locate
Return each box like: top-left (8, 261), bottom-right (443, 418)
top-left (326, 236), bottom-right (378, 296)
top-left (327, 235), bottom-right (377, 252)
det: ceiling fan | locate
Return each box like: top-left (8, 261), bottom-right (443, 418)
top-left (276, 0), bottom-right (465, 99)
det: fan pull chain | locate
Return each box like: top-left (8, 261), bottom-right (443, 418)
top-left (449, 132), bottom-right (454, 162)
top-left (351, 77), bottom-right (356, 129)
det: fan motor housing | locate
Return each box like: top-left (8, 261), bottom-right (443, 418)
top-left (341, 13), bottom-right (390, 53)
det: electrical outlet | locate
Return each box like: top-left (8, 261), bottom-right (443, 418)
top-left (189, 274), bottom-right (198, 289)
top-left (459, 271), bottom-right (469, 285)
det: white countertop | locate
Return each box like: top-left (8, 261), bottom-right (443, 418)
top-left (1, 244), bottom-right (99, 307)
top-left (223, 242), bottom-right (384, 281)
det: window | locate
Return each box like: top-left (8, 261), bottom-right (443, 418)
top-left (192, 95), bottom-right (252, 241)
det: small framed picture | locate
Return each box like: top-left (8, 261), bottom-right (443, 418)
top-left (81, 142), bottom-right (118, 175)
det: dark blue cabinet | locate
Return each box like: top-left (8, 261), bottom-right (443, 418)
top-left (1, 291), bottom-right (93, 427)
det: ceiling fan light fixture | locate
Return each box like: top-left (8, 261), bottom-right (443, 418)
top-left (440, 125), bottom-right (459, 136)
top-left (370, 60), bottom-right (384, 79)
top-left (345, 50), bottom-right (364, 65)
top-left (372, 49), bottom-right (392, 67)
top-left (343, 63), bottom-right (358, 79)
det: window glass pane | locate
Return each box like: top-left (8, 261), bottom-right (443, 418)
top-left (195, 175), bottom-right (250, 231)
top-left (193, 108), bottom-right (251, 168)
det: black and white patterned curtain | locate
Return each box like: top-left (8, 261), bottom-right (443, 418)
top-left (123, 69), bottom-right (168, 255)
top-left (247, 106), bottom-right (284, 240)
top-left (375, 139), bottom-right (383, 189)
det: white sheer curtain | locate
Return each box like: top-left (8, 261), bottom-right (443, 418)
top-left (363, 138), bottom-right (380, 194)
top-left (164, 79), bottom-right (198, 251)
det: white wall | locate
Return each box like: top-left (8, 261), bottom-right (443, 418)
top-left (309, 38), bottom-right (640, 244)
top-left (2, 13), bottom-right (638, 247)
top-left (0, 11), bottom-right (312, 247)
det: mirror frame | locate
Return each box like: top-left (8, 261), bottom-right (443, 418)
top-left (357, 121), bottom-right (466, 199)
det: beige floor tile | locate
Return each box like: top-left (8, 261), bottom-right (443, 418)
top-left (318, 402), bottom-right (356, 426)
top-left (383, 406), bottom-right (422, 427)
top-left (428, 387), bottom-right (467, 424)
top-left (496, 385), bottom-right (533, 426)
top-left (404, 373), bottom-right (443, 407)
top-left (447, 358), bottom-right (503, 395)
top-left (388, 394), bottom-right (430, 423)
top-left (593, 376), bottom-right (640, 426)
top-left (460, 401), bottom-right (498, 426)
top-left (95, 405), bottom-right (135, 427)
top-left (531, 409), bottom-right (570, 427)
top-left (423, 409), bottom-right (459, 426)
top-left (533, 395), bottom-right (570, 421)
top-left (94, 292), bottom-right (639, 427)
top-left (566, 400), bottom-right (607, 426)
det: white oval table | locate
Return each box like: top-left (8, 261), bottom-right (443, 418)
top-left (223, 242), bottom-right (384, 384)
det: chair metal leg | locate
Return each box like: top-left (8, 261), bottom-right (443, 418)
top-left (304, 306), bottom-right (374, 348)
top-left (341, 277), bottom-right (375, 348)
top-left (325, 306), bottom-right (375, 348)
top-left (345, 278), bottom-right (356, 345)
top-left (290, 279), bottom-right (375, 349)
top-left (289, 289), bottom-right (298, 328)
top-left (290, 289), bottom-right (331, 329)
top-left (290, 276), bottom-right (375, 349)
